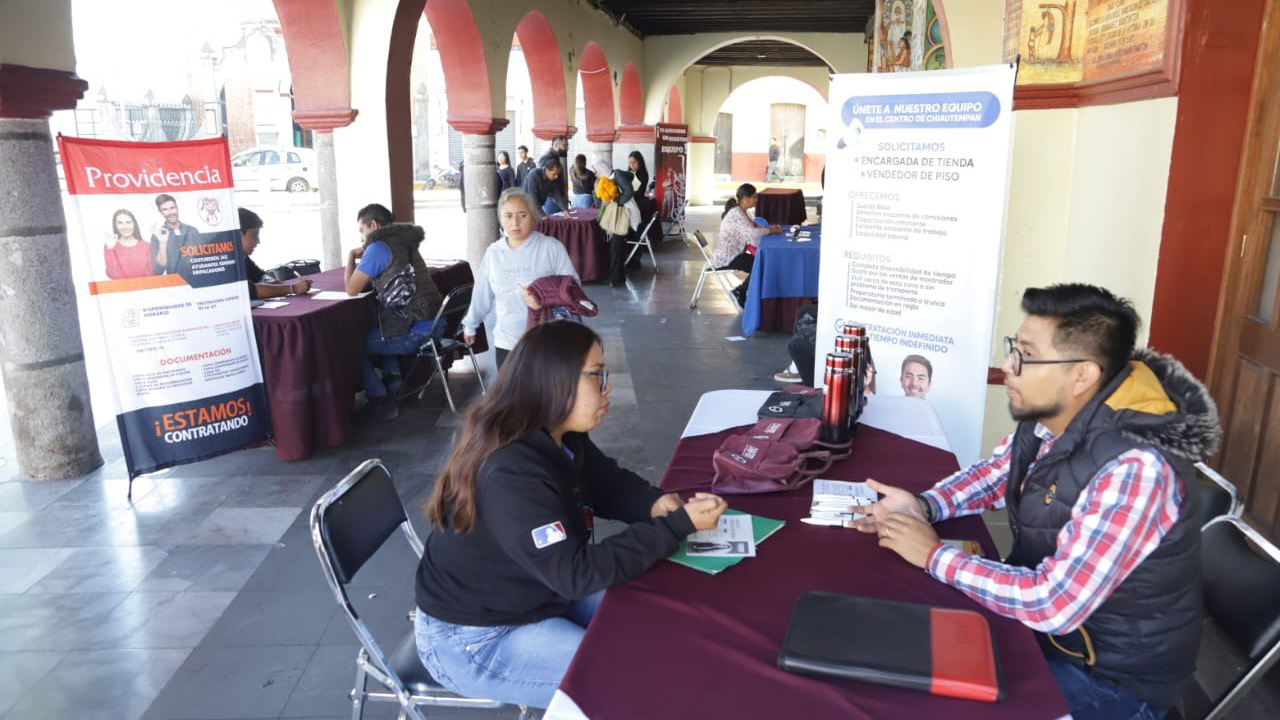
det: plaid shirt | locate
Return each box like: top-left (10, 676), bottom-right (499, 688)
top-left (920, 424), bottom-right (1185, 634)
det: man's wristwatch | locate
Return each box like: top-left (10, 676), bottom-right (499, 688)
top-left (916, 494), bottom-right (936, 523)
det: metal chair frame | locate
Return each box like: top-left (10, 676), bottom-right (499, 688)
top-left (1194, 515), bottom-right (1280, 720)
top-left (401, 283), bottom-right (486, 414)
top-left (688, 229), bottom-right (743, 313)
top-left (1193, 462), bottom-right (1242, 527)
top-left (662, 197), bottom-right (689, 243)
top-left (311, 460), bottom-right (526, 720)
top-left (624, 213), bottom-right (660, 272)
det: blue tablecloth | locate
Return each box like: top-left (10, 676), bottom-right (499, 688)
top-left (742, 225), bottom-right (822, 336)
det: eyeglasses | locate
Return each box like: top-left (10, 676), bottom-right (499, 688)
top-left (581, 369), bottom-right (609, 393)
top-left (1003, 336), bottom-right (1090, 377)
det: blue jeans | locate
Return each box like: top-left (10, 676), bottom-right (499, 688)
top-left (360, 324), bottom-right (440, 398)
top-left (1047, 658), bottom-right (1166, 720)
top-left (413, 591), bottom-right (604, 709)
top-left (571, 193), bottom-right (594, 209)
top-left (542, 196), bottom-right (560, 215)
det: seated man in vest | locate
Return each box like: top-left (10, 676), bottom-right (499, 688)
top-left (852, 283), bottom-right (1217, 720)
top-left (345, 203), bottom-right (444, 421)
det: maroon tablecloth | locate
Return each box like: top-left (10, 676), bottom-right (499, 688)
top-left (559, 424), bottom-right (1068, 720)
top-left (536, 208), bottom-right (608, 283)
top-left (754, 187), bottom-right (808, 226)
top-left (251, 263), bottom-right (483, 461)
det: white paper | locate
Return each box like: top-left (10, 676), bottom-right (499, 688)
top-left (809, 480), bottom-right (878, 522)
top-left (312, 291), bottom-right (367, 301)
top-left (256, 301), bottom-right (289, 309)
top-left (685, 515), bottom-right (756, 557)
top-left (724, 335), bottom-right (747, 342)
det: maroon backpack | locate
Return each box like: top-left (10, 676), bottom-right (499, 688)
top-left (710, 434), bottom-right (832, 495)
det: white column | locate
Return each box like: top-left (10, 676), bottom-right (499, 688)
top-left (462, 133), bottom-right (500, 273)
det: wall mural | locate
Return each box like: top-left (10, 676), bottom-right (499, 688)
top-left (870, 0), bottom-right (949, 73)
top-left (1003, 0), bottom-right (1172, 86)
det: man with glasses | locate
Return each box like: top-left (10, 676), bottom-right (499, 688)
top-left (851, 283), bottom-right (1218, 720)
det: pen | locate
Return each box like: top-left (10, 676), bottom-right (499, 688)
top-left (801, 517), bottom-right (850, 527)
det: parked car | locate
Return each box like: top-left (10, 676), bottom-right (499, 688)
top-left (230, 146), bottom-right (318, 192)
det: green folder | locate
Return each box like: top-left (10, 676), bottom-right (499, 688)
top-left (666, 509), bottom-right (786, 575)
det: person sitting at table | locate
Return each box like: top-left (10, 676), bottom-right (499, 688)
top-left (851, 283), bottom-right (1216, 720)
top-left (592, 159), bottom-right (641, 287)
top-left (568, 154), bottom-right (596, 209)
top-left (461, 188), bottom-right (578, 369)
top-left (715, 183), bottom-right (781, 307)
top-left (103, 208), bottom-right (153, 280)
top-left (237, 208), bottom-right (313, 300)
top-left (496, 151), bottom-right (516, 192)
top-left (522, 156), bottom-right (569, 216)
top-left (414, 320), bottom-right (728, 710)
top-left (344, 203), bottom-right (444, 421)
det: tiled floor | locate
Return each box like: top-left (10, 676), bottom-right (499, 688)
top-left (0, 207), bottom-right (1274, 719)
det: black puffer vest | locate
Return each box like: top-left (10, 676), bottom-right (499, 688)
top-left (365, 224), bottom-right (442, 338)
top-left (1005, 349), bottom-right (1220, 708)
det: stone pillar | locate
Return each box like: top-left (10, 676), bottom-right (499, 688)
top-left (588, 142), bottom-right (614, 171)
top-left (314, 131), bottom-right (341, 270)
top-left (293, 109), bottom-right (357, 270)
top-left (0, 64), bottom-right (102, 479)
top-left (462, 132), bottom-right (501, 273)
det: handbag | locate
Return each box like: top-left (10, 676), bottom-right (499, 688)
top-left (598, 201), bottom-right (632, 236)
top-left (710, 435), bottom-right (831, 495)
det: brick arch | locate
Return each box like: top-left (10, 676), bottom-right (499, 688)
top-left (515, 11), bottom-right (568, 139)
top-left (271, 0), bottom-right (355, 129)
top-left (665, 85), bottom-right (683, 124)
top-left (618, 62), bottom-right (643, 127)
top-left (579, 41), bottom-right (616, 142)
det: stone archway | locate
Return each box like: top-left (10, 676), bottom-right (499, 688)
top-left (579, 41), bottom-right (616, 142)
top-left (619, 62), bottom-right (643, 127)
top-left (665, 85), bottom-right (683, 124)
top-left (515, 11), bottom-right (569, 139)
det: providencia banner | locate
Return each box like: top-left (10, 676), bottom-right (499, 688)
top-left (58, 136), bottom-right (271, 478)
top-left (818, 64), bottom-right (1016, 466)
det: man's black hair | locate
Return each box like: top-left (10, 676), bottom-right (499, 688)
top-left (552, 134), bottom-right (567, 144)
top-left (518, 144), bottom-right (529, 153)
top-left (356, 203), bottom-right (394, 228)
top-left (543, 157), bottom-right (562, 173)
top-left (238, 207), bottom-right (263, 232)
top-left (901, 354), bottom-right (932, 379)
top-left (1021, 283), bottom-right (1140, 381)
top-left (155, 194), bottom-right (176, 208)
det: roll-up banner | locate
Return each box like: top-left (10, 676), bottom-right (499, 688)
top-left (654, 123), bottom-right (688, 227)
top-left (818, 64), bottom-right (1016, 466)
top-left (58, 136), bottom-right (271, 480)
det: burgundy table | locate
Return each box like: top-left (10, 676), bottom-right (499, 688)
top-left (536, 208), bottom-right (608, 282)
top-left (556, 424), bottom-right (1069, 720)
top-left (251, 263), bottom-right (483, 461)
top-left (754, 187), bottom-right (808, 226)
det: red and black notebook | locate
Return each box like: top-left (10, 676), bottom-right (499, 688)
top-left (777, 591), bottom-right (1004, 702)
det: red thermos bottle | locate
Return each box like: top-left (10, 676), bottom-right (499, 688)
top-left (822, 352), bottom-right (852, 444)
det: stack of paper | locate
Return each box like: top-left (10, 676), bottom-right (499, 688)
top-left (667, 509), bottom-right (785, 575)
top-left (805, 479), bottom-right (877, 527)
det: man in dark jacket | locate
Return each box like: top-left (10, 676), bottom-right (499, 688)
top-left (522, 157), bottom-right (568, 215)
top-left (514, 145), bottom-right (537, 187)
top-left (538, 134), bottom-right (568, 169)
top-left (852, 283), bottom-right (1218, 720)
top-left (345, 203), bottom-right (444, 420)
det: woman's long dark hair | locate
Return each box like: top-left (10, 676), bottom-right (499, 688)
top-left (722, 183), bottom-right (758, 218)
top-left (427, 321), bottom-right (602, 533)
top-left (497, 150), bottom-right (510, 167)
top-left (111, 209), bottom-right (143, 240)
top-left (628, 150), bottom-right (649, 188)
top-left (570, 153), bottom-right (590, 182)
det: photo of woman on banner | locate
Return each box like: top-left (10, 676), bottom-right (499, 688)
top-left (103, 209), bottom-right (155, 280)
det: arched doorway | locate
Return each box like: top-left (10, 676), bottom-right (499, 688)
top-left (579, 41), bottom-right (616, 142)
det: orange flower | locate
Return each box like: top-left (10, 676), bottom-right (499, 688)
top-left (595, 176), bottom-right (619, 202)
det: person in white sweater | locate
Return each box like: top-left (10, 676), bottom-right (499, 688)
top-left (462, 188), bottom-right (580, 368)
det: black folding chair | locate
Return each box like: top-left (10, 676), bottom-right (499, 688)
top-left (1178, 515), bottom-right (1280, 720)
top-left (1192, 462), bottom-right (1241, 528)
top-left (401, 283), bottom-right (486, 414)
top-left (311, 460), bottom-right (524, 720)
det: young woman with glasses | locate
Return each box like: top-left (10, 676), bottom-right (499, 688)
top-left (414, 320), bottom-right (728, 709)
